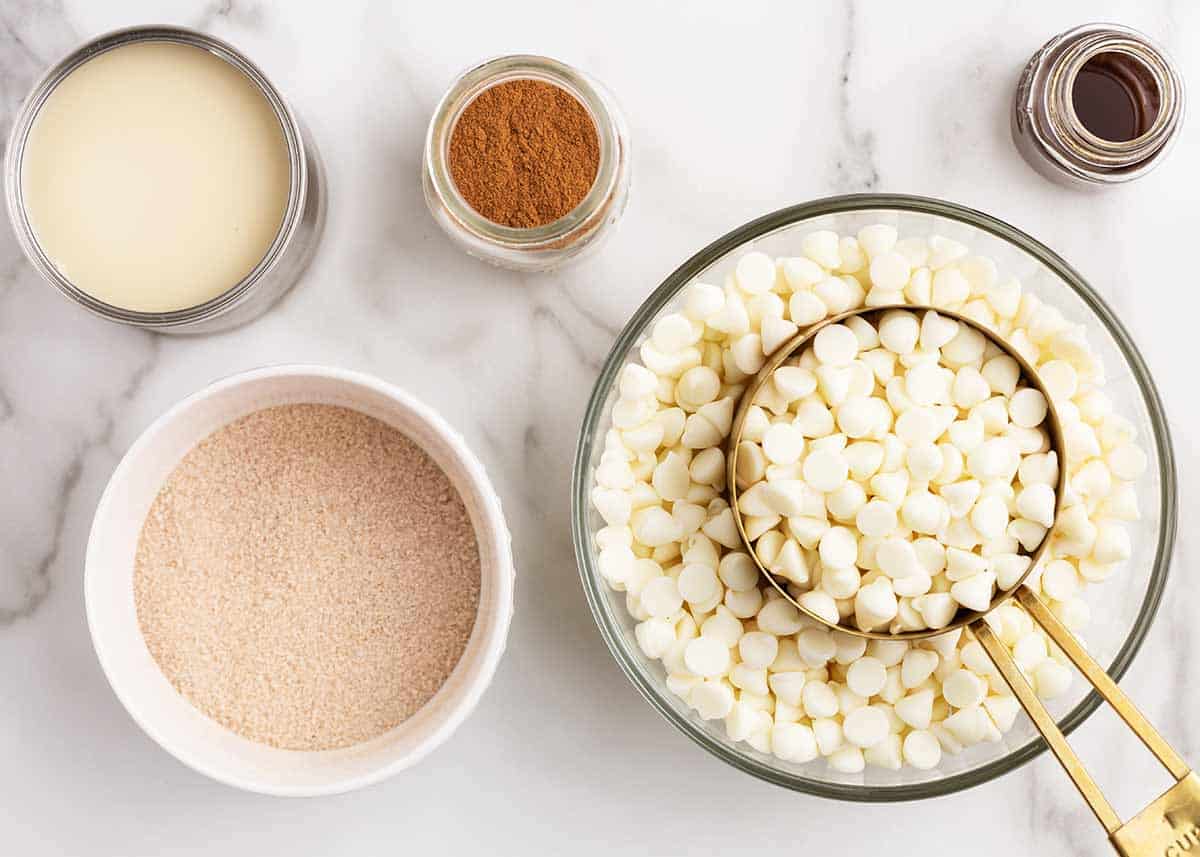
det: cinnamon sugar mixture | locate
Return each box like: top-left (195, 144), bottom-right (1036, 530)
top-left (134, 404), bottom-right (481, 751)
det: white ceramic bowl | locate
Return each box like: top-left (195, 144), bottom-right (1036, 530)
top-left (85, 365), bottom-right (514, 796)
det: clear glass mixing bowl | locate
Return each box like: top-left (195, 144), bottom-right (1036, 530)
top-left (571, 194), bottom-right (1176, 800)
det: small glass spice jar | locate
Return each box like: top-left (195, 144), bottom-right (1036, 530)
top-left (1013, 23), bottom-right (1185, 188)
top-left (423, 54), bottom-right (631, 272)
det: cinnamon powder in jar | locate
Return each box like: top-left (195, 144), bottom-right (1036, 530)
top-left (448, 79), bottom-right (600, 229)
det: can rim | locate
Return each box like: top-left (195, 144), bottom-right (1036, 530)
top-left (2, 25), bottom-right (310, 328)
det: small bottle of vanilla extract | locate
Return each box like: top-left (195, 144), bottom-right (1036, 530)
top-left (1013, 23), bottom-right (1185, 188)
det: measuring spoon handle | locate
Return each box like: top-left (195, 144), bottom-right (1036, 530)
top-left (973, 586), bottom-right (1193, 854)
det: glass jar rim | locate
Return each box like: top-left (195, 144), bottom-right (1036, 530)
top-left (2, 24), bottom-right (309, 329)
top-left (423, 54), bottom-right (622, 249)
top-left (570, 193), bottom-right (1177, 801)
top-left (1018, 22), bottom-right (1186, 185)
top-left (1052, 32), bottom-right (1180, 165)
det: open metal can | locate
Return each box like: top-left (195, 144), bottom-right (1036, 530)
top-left (3, 25), bottom-right (326, 334)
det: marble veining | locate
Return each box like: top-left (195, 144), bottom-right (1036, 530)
top-left (1, 1), bottom-right (1198, 855)
top-left (834, 2), bottom-right (881, 193)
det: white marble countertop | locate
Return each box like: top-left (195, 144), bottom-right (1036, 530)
top-left (2, 1), bottom-right (1198, 854)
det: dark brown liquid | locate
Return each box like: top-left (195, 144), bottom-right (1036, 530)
top-left (1071, 52), bottom-right (1160, 142)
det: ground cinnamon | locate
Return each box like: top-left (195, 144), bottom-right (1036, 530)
top-left (448, 79), bottom-right (600, 229)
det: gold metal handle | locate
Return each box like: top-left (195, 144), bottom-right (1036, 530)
top-left (972, 587), bottom-right (1198, 856)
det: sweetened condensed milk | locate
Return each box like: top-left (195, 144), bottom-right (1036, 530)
top-left (20, 40), bottom-right (291, 313)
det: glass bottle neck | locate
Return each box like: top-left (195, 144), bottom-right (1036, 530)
top-left (1046, 28), bottom-right (1182, 174)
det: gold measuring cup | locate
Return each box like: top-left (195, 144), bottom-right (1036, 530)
top-left (726, 306), bottom-right (1196, 857)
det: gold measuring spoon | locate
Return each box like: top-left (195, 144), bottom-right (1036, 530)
top-left (726, 305), bottom-right (1196, 857)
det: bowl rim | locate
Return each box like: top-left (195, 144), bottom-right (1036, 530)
top-left (570, 192), bottom-right (1176, 801)
top-left (85, 363), bottom-right (515, 796)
